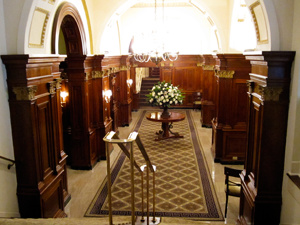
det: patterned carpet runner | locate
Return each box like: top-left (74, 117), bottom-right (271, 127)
top-left (85, 110), bottom-right (223, 221)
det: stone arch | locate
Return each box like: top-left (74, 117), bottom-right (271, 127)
top-left (51, 2), bottom-right (87, 56)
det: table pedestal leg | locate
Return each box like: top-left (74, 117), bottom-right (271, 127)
top-left (155, 122), bottom-right (184, 141)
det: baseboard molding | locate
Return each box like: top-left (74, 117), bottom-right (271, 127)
top-left (0, 212), bottom-right (20, 218)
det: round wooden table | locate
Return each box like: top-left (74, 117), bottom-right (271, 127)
top-left (146, 111), bottom-right (185, 141)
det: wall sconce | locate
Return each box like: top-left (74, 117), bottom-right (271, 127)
top-left (103, 89), bottom-right (112, 103)
top-left (127, 79), bottom-right (133, 88)
top-left (60, 91), bottom-right (68, 103)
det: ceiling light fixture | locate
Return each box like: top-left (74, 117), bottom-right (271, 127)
top-left (133, 0), bottom-right (179, 66)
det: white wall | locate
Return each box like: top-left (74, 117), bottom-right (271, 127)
top-left (118, 5), bottom-right (214, 55)
top-left (0, 0), bottom-right (20, 218)
top-left (281, 0), bottom-right (300, 224)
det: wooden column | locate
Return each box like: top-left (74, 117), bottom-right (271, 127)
top-left (92, 55), bottom-right (113, 159)
top-left (1, 55), bottom-right (69, 218)
top-left (211, 54), bottom-right (251, 163)
top-left (67, 55), bottom-right (98, 169)
top-left (118, 56), bottom-right (132, 126)
top-left (237, 51), bottom-right (295, 225)
top-left (201, 55), bottom-right (218, 127)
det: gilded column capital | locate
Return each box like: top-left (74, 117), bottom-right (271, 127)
top-left (61, 72), bottom-right (68, 79)
top-left (120, 65), bottom-right (130, 71)
top-left (13, 86), bottom-right (37, 100)
top-left (85, 72), bottom-right (90, 80)
top-left (47, 81), bottom-right (56, 94)
top-left (92, 71), bottom-right (103, 79)
top-left (246, 80), bottom-right (254, 94)
top-left (258, 86), bottom-right (283, 102)
top-left (215, 70), bottom-right (235, 78)
top-left (202, 65), bottom-right (215, 70)
top-left (55, 78), bottom-right (62, 89)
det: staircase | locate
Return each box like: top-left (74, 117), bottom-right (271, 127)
top-left (139, 77), bottom-right (160, 107)
top-left (140, 67), bottom-right (160, 107)
top-left (149, 67), bottom-right (160, 78)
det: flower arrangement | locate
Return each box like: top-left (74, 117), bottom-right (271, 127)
top-left (146, 81), bottom-right (185, 108)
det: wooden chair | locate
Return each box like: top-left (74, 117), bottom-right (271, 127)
top-left (192, 92), bottom-right (202, 111)
top-left (224, 167), bottom-right (242, 218)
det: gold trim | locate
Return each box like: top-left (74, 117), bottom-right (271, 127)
top-left (48, 0), bottom-right (55, 5)
top-left (13, 86), bottom-right (37, 100)
top-left (207, 16), bottom-right (214, 26)
top-left (197, 63), bottom-right (203, 67)
top-left (85, 72), bottom-right (90, 80)
top-left (61, 72), bottom-right (68, 79)
top-left (55, 78), bottom-right (62, 89)
top-left (188, 0), bottom-right (205, 14)
top-left (249, 1), bottom-right (269, 45)
top-left (92, 71), bottom-right (103, 78)
top-left (202, 65), bottom-right (215, 71)
top-left (120, 65), bottom-right (130, 71)
top-left (258, 86), bottom-right (283, 102)
top-left (29, 7), bottom-right (50, 48)
top-left (133, 2), bottom-right (192, 8)
top-left (246, 80), bottom-right (254, 94)
top-left (170, 63), bottom-right (174, 67)
top-left (132, 64), bottom-right (138, 67)
top-left (214, 30), bottom-right (221, 50)
top-left (81, 0), bottom-right (94, 54)
top-left (47, 81), bottom-right (56, 94)
top-left (161, 63), bottom-right (165, 67)
top-left (215, 70), bottom-right (235, 78)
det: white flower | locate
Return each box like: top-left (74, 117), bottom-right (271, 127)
top-left (152, 87), bottom-right (155, 90)
top-left (175, 100), bottom-right (178, 104)
top-left (165, 83), bottom-right (168, 87)
top-left (149, 99), bottom-right (153, 103)
top-left (175, 96), bottom-right (177, 99)
top-left (152, 92), bottom-right (155, 96)
top-left (159, 102), bottom-right (162, 105)
top-left (155, 95), bottom-right (158, 98)
top-left (168, 89), bottom-right (172, 92)
top-left (170, 101), bottom-right (173, 104)
top-left (166, 99), bottom-right (169, 102)
top-left (164, 95), bottom-right (168, 99)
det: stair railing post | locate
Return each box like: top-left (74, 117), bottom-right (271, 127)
top-left (106, 141), bottom-right (113, 225)
top-left (147, 162), bottom-right (150, 225)
top-left (152, 165), bottom-right (156, 223)
top-left (130, 141), bottom-right (135, 225)
top-left (140, 165), bottom-right (146, 222)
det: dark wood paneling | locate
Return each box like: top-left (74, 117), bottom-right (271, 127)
top-left (211, 54), bottom-right (251, 163)
top-left (1, 55), bottom-right (68, 218)
top-left (237, 51), bottom-right (295, 225)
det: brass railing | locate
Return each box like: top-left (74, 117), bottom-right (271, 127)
top-left (103, 131), bottom-right (160, 225)
top-left (0, 155), bottom-right (15, 169)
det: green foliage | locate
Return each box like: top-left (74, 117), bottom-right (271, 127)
top-left (146, 81), bottom-right (185, 108)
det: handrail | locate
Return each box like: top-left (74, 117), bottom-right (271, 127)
top-left (0, 155), bottom-right (15, 170)
top-left (103, 131), bottom-right (159, 225)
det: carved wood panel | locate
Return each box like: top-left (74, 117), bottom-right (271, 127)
top-left (36, 99), bottom-right (53, 181)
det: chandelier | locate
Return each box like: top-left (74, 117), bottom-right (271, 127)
top-left (133, 0), bottom-right (179, 66)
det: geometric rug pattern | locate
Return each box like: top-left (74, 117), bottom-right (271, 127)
top-left (85, 110), bottom-right (224, 221)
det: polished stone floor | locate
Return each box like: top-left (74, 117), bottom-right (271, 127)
top-left (64, 108), bottom-right (243, 225)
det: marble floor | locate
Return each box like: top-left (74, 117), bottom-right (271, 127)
top-left (64, 108), bottom-right (243, 224)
